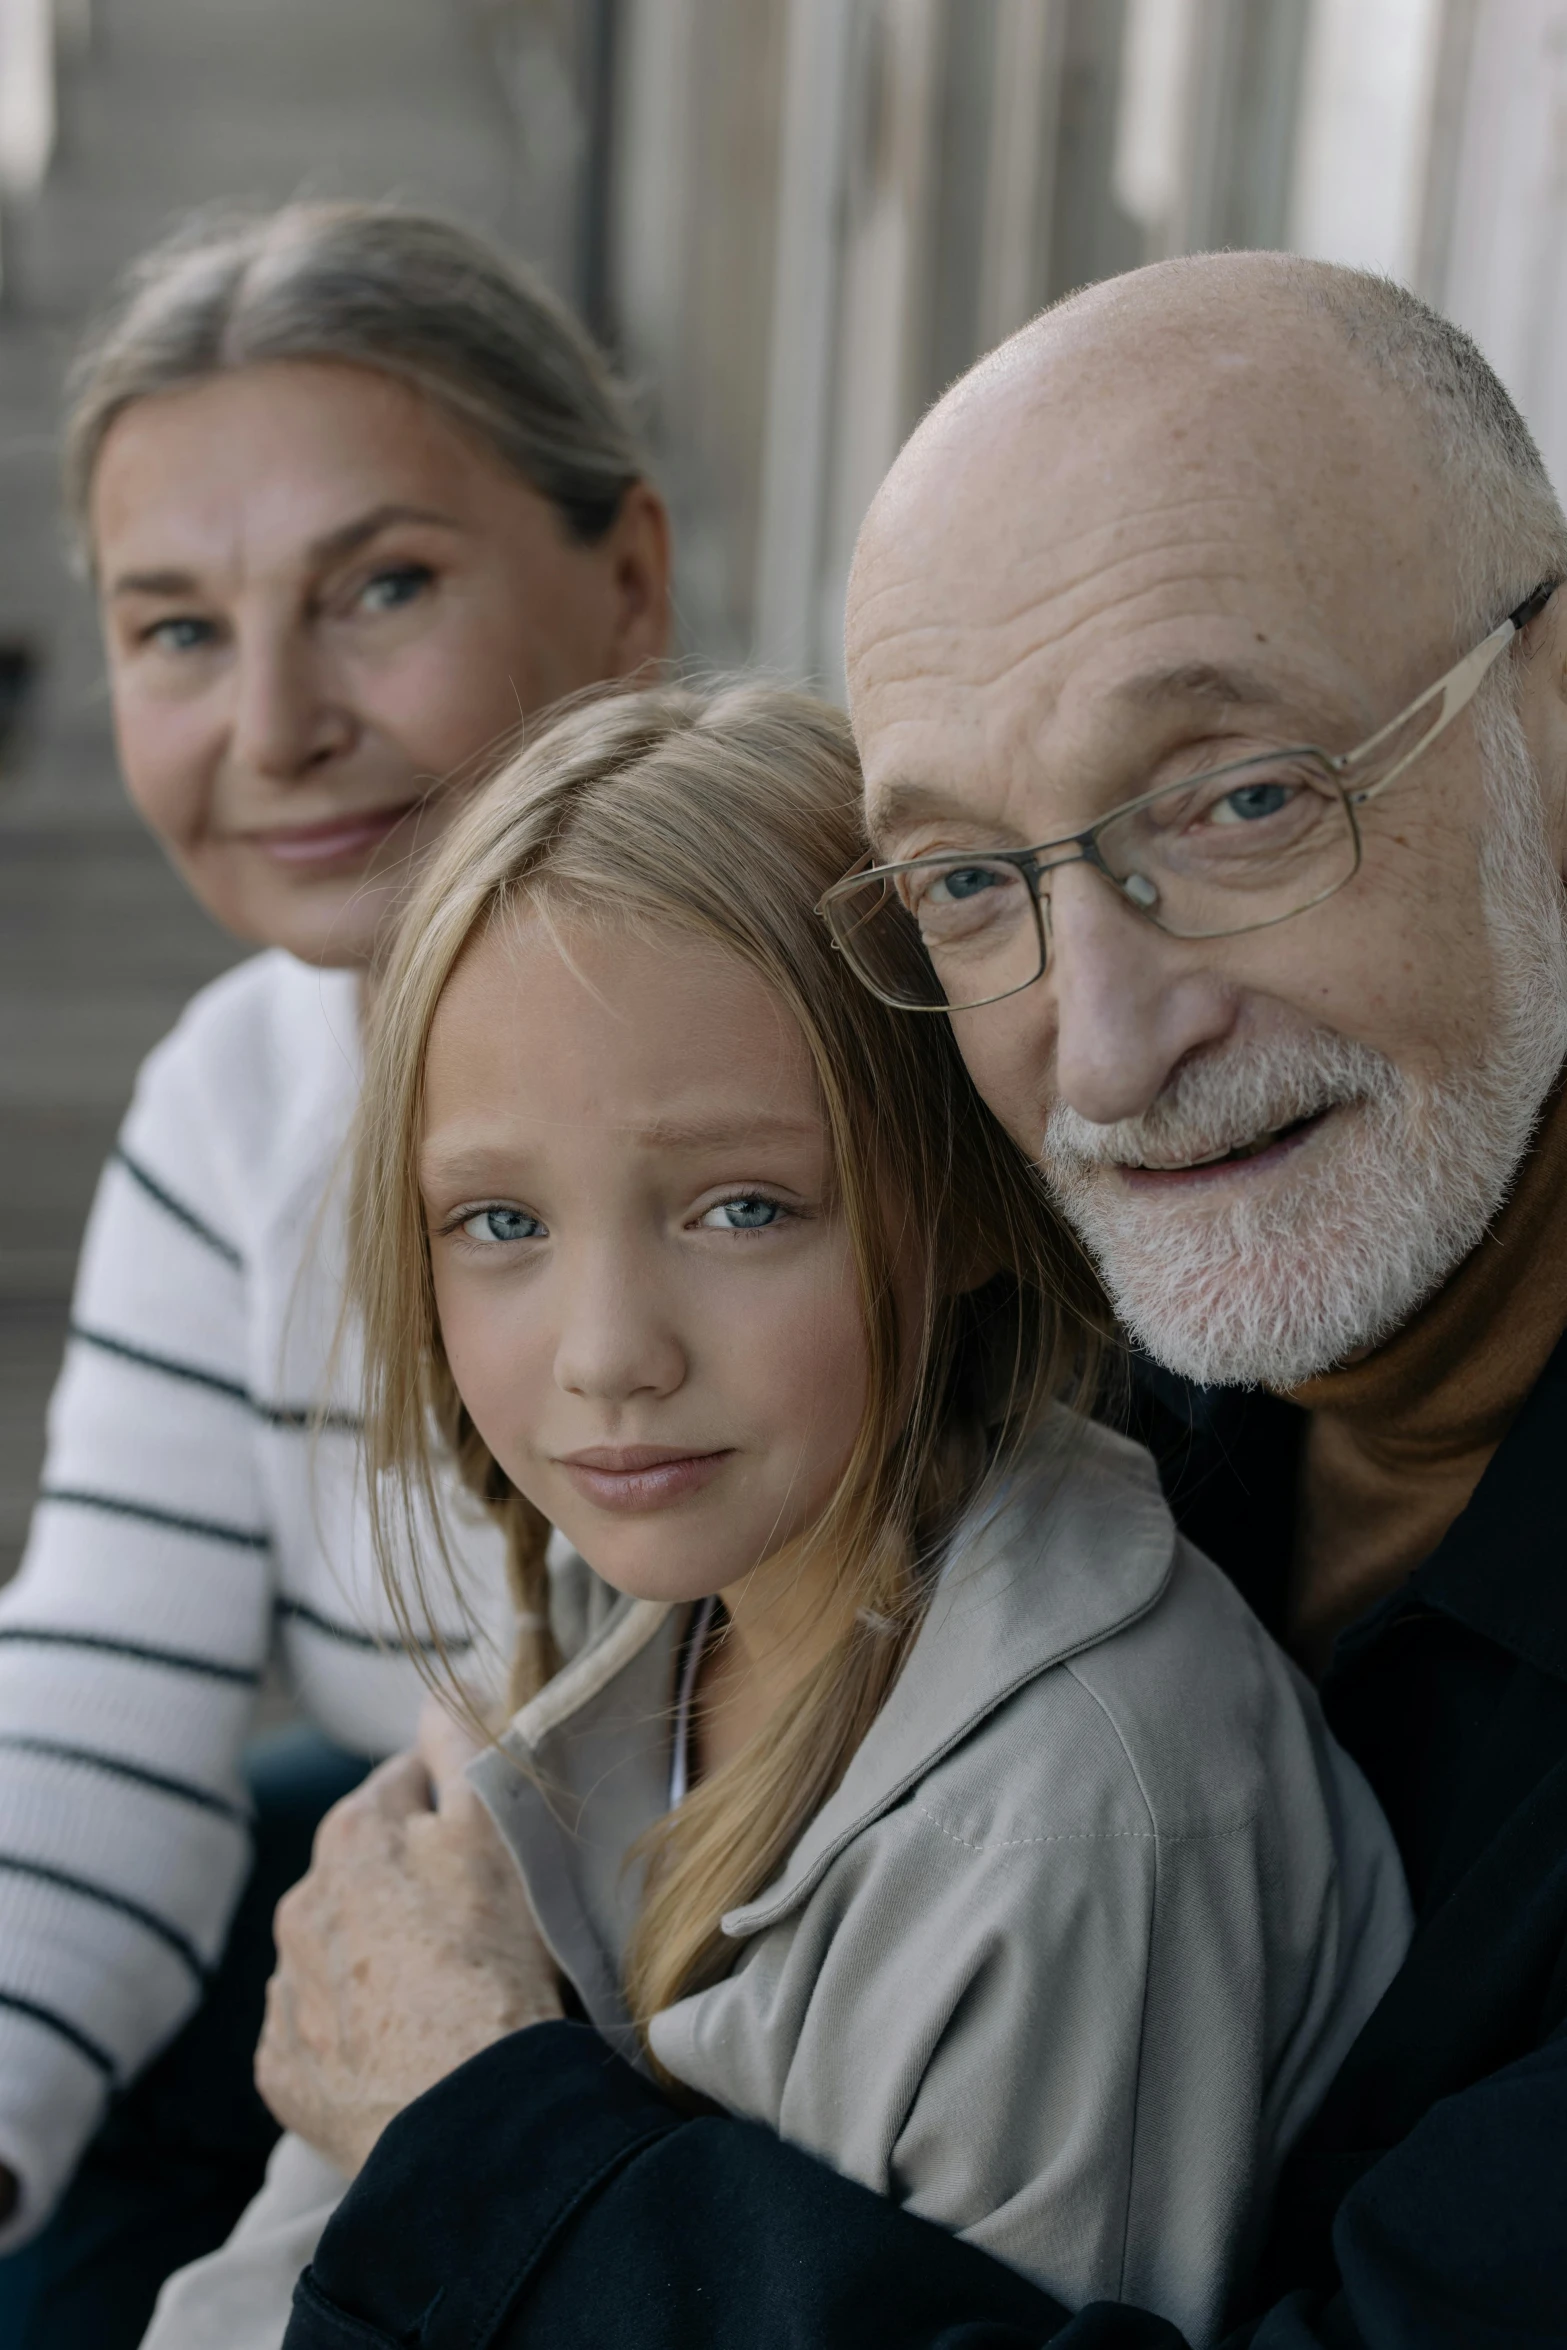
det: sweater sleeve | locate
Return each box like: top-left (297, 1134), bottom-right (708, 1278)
top-left (0, 1026), bottom-right (275, 2247)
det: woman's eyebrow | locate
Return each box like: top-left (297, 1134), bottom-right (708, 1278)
top-left (106, 505), bottom-right (466, 599)
top-left (306, 503), bottom-right (466, 566)
top-left (108, 566), bottom-right (201, 599)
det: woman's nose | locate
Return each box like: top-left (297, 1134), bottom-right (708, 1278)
top-left (229, 627), bottom-right (355, 780)
top-left (552, 1251), bottom-right (686, 1405)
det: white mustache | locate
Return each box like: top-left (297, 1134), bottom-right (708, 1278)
top-left (1040, 1029), bottom-right (1402, 1178)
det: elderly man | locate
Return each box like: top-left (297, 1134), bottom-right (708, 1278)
top-left (268, 255), bottom-right (1567, 2349)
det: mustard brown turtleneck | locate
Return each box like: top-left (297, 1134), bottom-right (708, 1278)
top-left (1285, 1077), bottom-right (1567, 1670)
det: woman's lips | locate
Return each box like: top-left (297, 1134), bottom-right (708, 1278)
top-left (1116, 1107), bottom-right (1332, 1192)
top-left (244, 803), bottom-right (421, 869)
top-left (555, 1447), bottom-right (734, 1512)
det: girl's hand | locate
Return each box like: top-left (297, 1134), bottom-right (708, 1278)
top-left (255, 1723), bottom-right (563, 2176)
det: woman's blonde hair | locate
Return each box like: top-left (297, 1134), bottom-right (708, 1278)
top-left (350, 680), bottom-right (1107, 2038)
top-left (62, 199), bottom-right (647, 563)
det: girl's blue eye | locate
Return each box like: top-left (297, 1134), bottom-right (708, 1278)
top-left (359, 565), bottom-right (433, 614)
top-left (148, 616), bottom-right (214, 653)
top-left (700, 1195), bottom-right (785, 1232)
top-left (460, 1207), bottom-right (543, 1244)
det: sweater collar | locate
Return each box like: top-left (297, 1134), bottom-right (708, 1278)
top-left (1286, 1072), bottom-right (1567, 1457)
top-left (1280, 1072), bottom-right (1567, 1659)
top-left (1331, 1324), bottom-right (1567, 1689)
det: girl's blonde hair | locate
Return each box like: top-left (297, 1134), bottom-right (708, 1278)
top-left (62, 199), bottom-right (647, 564)
top-left (350, 680), bottom-right (1107, 2036)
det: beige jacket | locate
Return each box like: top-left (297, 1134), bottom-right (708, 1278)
top-left (140, 1411), bottom-right (1410, 2350)
top-left (471, 1412), bottom-right (1411, 2346)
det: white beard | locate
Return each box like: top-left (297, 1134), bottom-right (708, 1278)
top-left (1038, 704), bottom-right (1567, 1388)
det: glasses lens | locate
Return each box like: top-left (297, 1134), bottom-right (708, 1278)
top-left (824, 856), bottom-right (1042, 1009)
top-left (1096, 754), bottom-right (1356, 937)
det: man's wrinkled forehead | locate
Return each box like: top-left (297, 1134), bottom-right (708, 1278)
top-left (846, 287), bottom-right (1441, 840)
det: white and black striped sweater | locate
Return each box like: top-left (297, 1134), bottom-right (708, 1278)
top-left (0, 952), bottom-right (513, 2248)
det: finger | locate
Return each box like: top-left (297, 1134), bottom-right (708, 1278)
top-left (417, 1695), bottom-right (487, 1802)
top-left (272, 1875), bottom-right (313, 1954)
top-left (322, 1750), bottom-right (433, 1840)
top-left (255, 1986), bottom-right (301, 2127)
top-left (257, 1966), bottom-right (296, 2082)
top-left (258, 1964), bottom-right (289, 2050)
top-left (409, 1770), bottom-right (503, 1853)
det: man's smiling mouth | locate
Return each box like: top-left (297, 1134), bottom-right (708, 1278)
top-left (1117, 1108), bottom-right (1332, 1178)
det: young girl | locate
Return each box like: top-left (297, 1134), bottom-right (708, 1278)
top-left (152, 683), bottom-right (1409, 2348)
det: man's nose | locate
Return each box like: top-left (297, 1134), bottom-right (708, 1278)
top-left (1046, 861), bottom-right (1237, 1124)
top-left (229, 627), bottom-right (355, 780)
top-left (552, 1247), bottom-right (686, 1406)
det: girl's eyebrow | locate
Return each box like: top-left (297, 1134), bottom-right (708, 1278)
top-left (420, 1109), bottom-right (820, 1188)
top-left (628, 1110), bottom-right (823, 1151)
top-left (418, 1140), bottom-right (524, 1191)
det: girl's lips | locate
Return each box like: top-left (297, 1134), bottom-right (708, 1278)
top-left (245, 803), bottom-right (420, 869)
top-left (556, 1449), bottom-right (733, 1512)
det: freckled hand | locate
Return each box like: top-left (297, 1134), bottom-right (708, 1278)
top-left (255, 1715), bottom-right (562, 2177)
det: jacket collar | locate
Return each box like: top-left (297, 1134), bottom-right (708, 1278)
top-left (722, 1409), bottom-right (1174, 1937)
top-left (468, 1410), bottom-right (1175, 2033)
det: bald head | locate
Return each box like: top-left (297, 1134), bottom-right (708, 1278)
top-left (843, 251), bottom-right (1567, 1390)
top-left (852, 253), bottom-right (1564, 697)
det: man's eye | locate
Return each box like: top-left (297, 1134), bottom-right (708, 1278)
top-left (927, 864), bottom-right (1006, 903)
top-left (358, 565), bottom-right (433, 615)
top-left (1209, 780), bottom-right (1295, 825)
top-left (698, 1195), bottom-right (786, 1233)
top-left (459, 1207), bottom-right (544, 1244)
top-left (144, 616), bottom-right (215, 653)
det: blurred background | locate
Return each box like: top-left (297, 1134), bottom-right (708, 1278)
top-left (0, 0), bottom-right (1560, 1583)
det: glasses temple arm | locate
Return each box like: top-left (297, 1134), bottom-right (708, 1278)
top-left (1349, 580), bottom-right (1558, 805)
top-left (1346, 620), bottom-right (1515, 806)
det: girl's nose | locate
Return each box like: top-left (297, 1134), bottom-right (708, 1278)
top-left (552, 1252), bottom-right (686, 1405)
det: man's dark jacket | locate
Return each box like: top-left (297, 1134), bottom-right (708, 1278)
top-left (284, 1339), bottom-right (1567, 2350)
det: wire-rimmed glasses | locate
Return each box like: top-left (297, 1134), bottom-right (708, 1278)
top-left (818, 581), bottom-right (1558, 1013)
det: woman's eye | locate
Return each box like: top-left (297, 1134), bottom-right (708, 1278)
top-left (145, 616), bottom-right (215, 653)
top-left (698, 1195), bottom-right (787, 1233)
top-left (358, 564), bottom-right (433, 615)
top-left (459, 1206), bottom-right (544, 1244)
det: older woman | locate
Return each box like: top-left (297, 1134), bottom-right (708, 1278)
top-left (0, 200), bottom-right (669, 2347)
